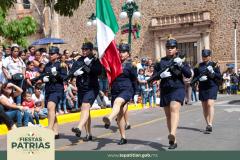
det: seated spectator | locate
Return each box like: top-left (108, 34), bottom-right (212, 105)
top-left (32, 85), bottom-right (47, 119)
top-left (0, 104), bottom-right (15, 130)
top-left (22, 92), bottom-right (40, 126)
top-left (0, 82), bottom-right (29, 127)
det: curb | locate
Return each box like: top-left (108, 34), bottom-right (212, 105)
top-left (0, 104), bottom-right (144, 135)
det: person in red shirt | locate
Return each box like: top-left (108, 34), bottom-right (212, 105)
top-left (22, 92), bottom-right (40, 125)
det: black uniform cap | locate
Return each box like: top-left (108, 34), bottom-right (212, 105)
top-left (119, 43), bottom-right (130, 52)
top-left (49, 46), bottom-right (59, 54)
top-left (166, 39), bottom-right (178, 47)
top-left (81, 42), bottom-right (93, 50)
top-left (201, 49), bottom-right (212, 57)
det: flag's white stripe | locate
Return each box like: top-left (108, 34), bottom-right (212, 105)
top-left (97, 18), bottom-right (115, 59)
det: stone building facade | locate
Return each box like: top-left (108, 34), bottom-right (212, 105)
top-left (6, 0), bottom-right (240, 71)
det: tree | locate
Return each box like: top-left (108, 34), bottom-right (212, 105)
top-left (0, 0), bottom-right (17, 13)
top-left (0, 8), bottom-right (37, 47)
top-left (0, 0), bottom-right (85, 17)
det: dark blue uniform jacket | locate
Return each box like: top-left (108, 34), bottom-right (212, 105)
top-left (44, 61), bottom-right (67, 92)
top-left (111, 59), bottom-right (138, 95)
top-left (73, 56), bottom-right (102, 91)
top-left (193, 61), bottom-right (222, 90)
top-left (154, 56), bottom-right (192, 90)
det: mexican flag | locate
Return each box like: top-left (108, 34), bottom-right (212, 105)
top-left (96, 0), bottom-right (122, 85)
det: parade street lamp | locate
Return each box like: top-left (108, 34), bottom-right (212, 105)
top-left (87, 13), bottom-right (97, 27)
top-left (233, 19), bottom-right (238, 73)
top-left (120, 0), bottom-right (141, 50)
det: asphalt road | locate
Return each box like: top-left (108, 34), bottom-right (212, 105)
top-left (1, 94), bottom-right (240, 151)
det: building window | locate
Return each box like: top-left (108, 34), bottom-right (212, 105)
top-left (178, 42), bottom-right (197, 66)
top-left (23, 0), bottom-right (30, 9)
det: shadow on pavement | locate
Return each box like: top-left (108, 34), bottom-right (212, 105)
top-left (93, 125), bottom-right (118, 133)
top-left (228, 100), bottom-right (240, 105)
top-left (178, 126), bottom-right (201, 132)
top-left (59, 134), bottom-right (82, 146)
top-left (93, 137), bottom-right (167, 151)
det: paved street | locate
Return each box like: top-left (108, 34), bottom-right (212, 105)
top-left (0, 94), bottom-right (240, 151)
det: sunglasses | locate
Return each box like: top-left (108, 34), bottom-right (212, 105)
top-left (166, 46), bottom-right (176, 49)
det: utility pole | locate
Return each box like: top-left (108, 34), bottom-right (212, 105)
top-left (233, 19), bottom-right (238, 73)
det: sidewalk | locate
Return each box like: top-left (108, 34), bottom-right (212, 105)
top-left (0, 103), bottom-right (145, 135)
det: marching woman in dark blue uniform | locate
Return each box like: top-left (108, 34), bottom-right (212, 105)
top-left (102, 43), bottom-right (138, 145)
top-left (193, 49), bottom-right (221, 133)
top-left (43, 46), bottom-right (67, 139)
top-left (71, 42), bottom-right (102, 141)
top-left (153, 38), bottom-right (192, 149)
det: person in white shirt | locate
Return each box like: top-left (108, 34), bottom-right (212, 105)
top-left (2, 45), bottom-right (26, 105)
top-left (32, 85), bottom-right (48, 119)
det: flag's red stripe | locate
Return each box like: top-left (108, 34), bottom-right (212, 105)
top-left (100, 40), bottom-right (122, 86)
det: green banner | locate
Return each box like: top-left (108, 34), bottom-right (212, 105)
top-left (1, 151), bottom-right (240, 160)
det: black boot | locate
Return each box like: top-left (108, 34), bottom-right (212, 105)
top-left (118, 138), bottom-right (127, 145)
top-left (72, 127), bottom-right (81, 137)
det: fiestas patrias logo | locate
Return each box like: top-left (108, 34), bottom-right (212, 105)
top-left (8, 127), bottom-right (54, 160)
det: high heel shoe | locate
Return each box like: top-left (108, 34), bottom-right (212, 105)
top-left (55, 134), bottom-right (60, 139)
top-left (103, 117), bottom-right (111, 129)
top-left (168, 134), bottom-right (177, 149)
top-left (118, 138), bottom-right (127, 145)
top-left (125, 124), bottom-right (131, 130)
top-left (72, 127), bottom-right (81, 137)
top-left (206, 125), bottom-right (212, 132)
top-left (168, 134), bottom-right (175, 143)
top-left (83, 135), bottom-right (93, 142)
top-left (168, 143), bottom-right (177, 149)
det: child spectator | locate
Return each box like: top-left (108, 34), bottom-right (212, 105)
top-left (32, 85), bottom-right (48, 119)
top-left (22, 92), bottom-right (40, 126)
top-left (57, 55), bottom-right (69, 114)
top-left (25, 61), bottom-right (39, 93)
top-left (137, 68), bottom-right (149, 109)
top-left (67, 77), bottom-right (78, 112)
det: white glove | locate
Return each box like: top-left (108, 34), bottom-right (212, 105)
top-left (51, 67), bottom-right (57, 76)
top-left (84, 57), bottom-right (93, 66)
top-left (199, 75), bottom-right (208, 81)
top-left (74, 68), bottom-right (84, 76)
top-left (207, 66), bottom-right (214, 74)
top-left (43, 76), bottom-right (49, 82)
top-left (160, 68), bottom-right (172, 78)
top-left (133, 95), bottom-right (138, 104)
top-left (173, 57), bottom-right (183, 67)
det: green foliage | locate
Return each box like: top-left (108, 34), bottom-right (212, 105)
top-left (0, 15), bottom-right (38, 48)
top-left (46, 0), bottom-right (85, 17)
top-left (0, 8), bottom-right (6, 26)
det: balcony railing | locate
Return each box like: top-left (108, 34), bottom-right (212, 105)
top-left (151, 11), bottom-right (211, 27)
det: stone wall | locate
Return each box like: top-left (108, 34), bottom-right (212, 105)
top-left (57, 0), bottom-right (240, 71)
top-left (5, 0), bottom-right (240, 71)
